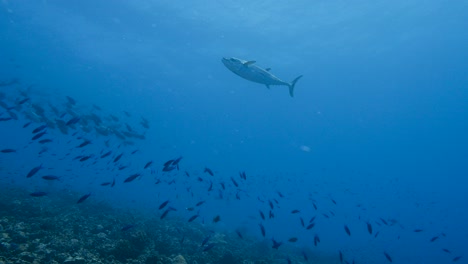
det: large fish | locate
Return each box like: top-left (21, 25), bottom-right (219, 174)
top-left (222, 57), bottom-right (303, 97)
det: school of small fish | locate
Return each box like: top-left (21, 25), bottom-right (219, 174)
top-left (0, 79), bottom-right (464, 263)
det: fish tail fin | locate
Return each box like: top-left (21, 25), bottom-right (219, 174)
top-left (288, 75), bottom-right (303, 97)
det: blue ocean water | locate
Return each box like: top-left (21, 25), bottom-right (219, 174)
top-left (1, 0), bottom-right (467, 263)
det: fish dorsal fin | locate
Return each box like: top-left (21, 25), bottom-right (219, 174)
top-left (244, 60), bottom-right (256, 66)
top-left (265, 68), bottom-right (271, 71)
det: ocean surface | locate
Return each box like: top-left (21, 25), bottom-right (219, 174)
top-left (1, 1), bottom-right (467, 263)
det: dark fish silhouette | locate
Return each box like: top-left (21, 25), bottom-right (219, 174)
top-left (144, 161), bottom-right (153, 169)
top-left (383, 251), bottom-right (392, 262)
top-left (212, 215), bottom-right (221, 223)
top-left (42, 175), bottom-right (60, 181)
top-left (204, 167), bottom-right (214, 176)
top-left (124, 173), bottom-right (141, 183)
top-left (121, 224), bottom-right (135, 231)
top-left (159, 200), bottom-right (170, 210)
top-left (259, 210), bottom-right (265, 220)
top-left (26, 164), bottom-right (43, 178)
top-left (202, 243), bottom-right (215, 252)
top-left (288, 237), bottom-right (298, 242)
top-left (259, 223), bottom-right (266, 237)
top-left (77, 193), bottom-right (91, 203)
top-left (32, 124), bottom-right (47, 133)
top-left (188, 214), bottom-right (199, 222)
top-left (367, 222), bottom-right (373, 234)
top-left (30, 191), bottom-right (47, 197)
top-left (1, 149), bottom-right (16, 153)
top-left (344, 225), bottom-right (351, 236)
top-left (272, 238), bottom-right (282, 249)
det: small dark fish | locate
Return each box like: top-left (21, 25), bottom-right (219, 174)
top-left (77, 193), bottom-right (91, 203)
top-left (66, 116), bottom-right (80, 126)
top-left (269, 200), bottom-right (274, 209)
top-left (313, 202), bottom-right (317, 210)
top-left (344, 225), bottom-right (351, 236)
top-left (314, 234), bottom-right (320, 246)
top-left (309, 216), bottom-right (316, 223)
top-left (367, 222), bottom-right (373, 234)
top-left (23, 121), bottom-right (32, 128)
top-left (196, 200), bottom-right (206, 207)
top-left (121, 224), bottom-right (135, 231)
top-left (208, 181), bottom-right (213, 191)
top-left (124, 173), bottom-right (141, 183)
top-left (413, 229), bottom-right (424, 232)
top-left (430, 236), bottom-right (439, 242)
top-left (306, 223), bottom-right (315, 230)
top-left (100, 151), bottom-right (112, 158)
top-left (291, 209), bottom-right (300, 214)
top-left (453, 256), bottom-right (462, 262)
top-left (32, 131), bottom-right (46, 140)
top-left (302, 251), bottom-right (309, 261)
top-left (18, 97), bottom-right (30, 105)
top-left (159, 200), bottom-right (170, 210)
top-left (339, 250), bottom-right (343, 263)
top-left (38, 139), bottom-right (52, 144)
top-left (300, 217), bottom-right (305, 227)
top-left (201, 235), bottom-right (211, 247)
top-left (272, 238), bottom-right (283, 249)
top-left (42, 175), bottom-right (60, 181)
top-left (113, 153), bottom-right (123, 163)
top-left (259, 223), bottom-right (266, 237)
top-left (32, 124), bottom-right (47, 134)
top-left (380, 218), bottom-right (389, 225)
top-left (100, 182), bottom-right (111, 186)
top-left (66, 96), bottom-right (77, 105)
top-left (77, 140), bottom-right (91, 148)
top-left (26, 164), bottom-right (43, 178)
top-left (212, 215), bottom-right (221, 223)
top-left (80, 155), bottom-right (92, 162)
top-left (259, 210), bottom-right (265, 220)
top-left (160, 209), bottom-right (171, 219)
top-left (144, 161), bottom-right (153, 169)
top-left (111, 178), bottom-right (116, 187)
top-left (235, 230), bottom-right (243, 239)
top-left (277, 191), bottom-right (284, 198)
top-left (188, 214), bottom-right (199, 222)
top-left (30, 191), bottom-right (47, 197)
top-left (331, 198), bottom-right (337, 204)
top-left (1, 149), bottom-right (16, 153)
top-left (185, 171), bottom-right (190, 177)
top-left (231, 177), bottom-right (239, 187)
top-left (288, 237), bottom-right (298, 242)
top-left (202, 243), bottom-right (215, 252)
top-left (204, 167), bottom-right (214, 176)
top-left (442, 249), bottom-right (452, 253)
top-left (383, 251), bottom-right (392, 262)
top-left (118, 165), bottom-right (128, 170)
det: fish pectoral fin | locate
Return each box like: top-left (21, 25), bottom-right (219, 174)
top-left (265, 68), bottom-right (271, 71)
top-left (266, 85), bottom-right (270, 89)
top-left (243, 60), bottom-right (256, 66)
